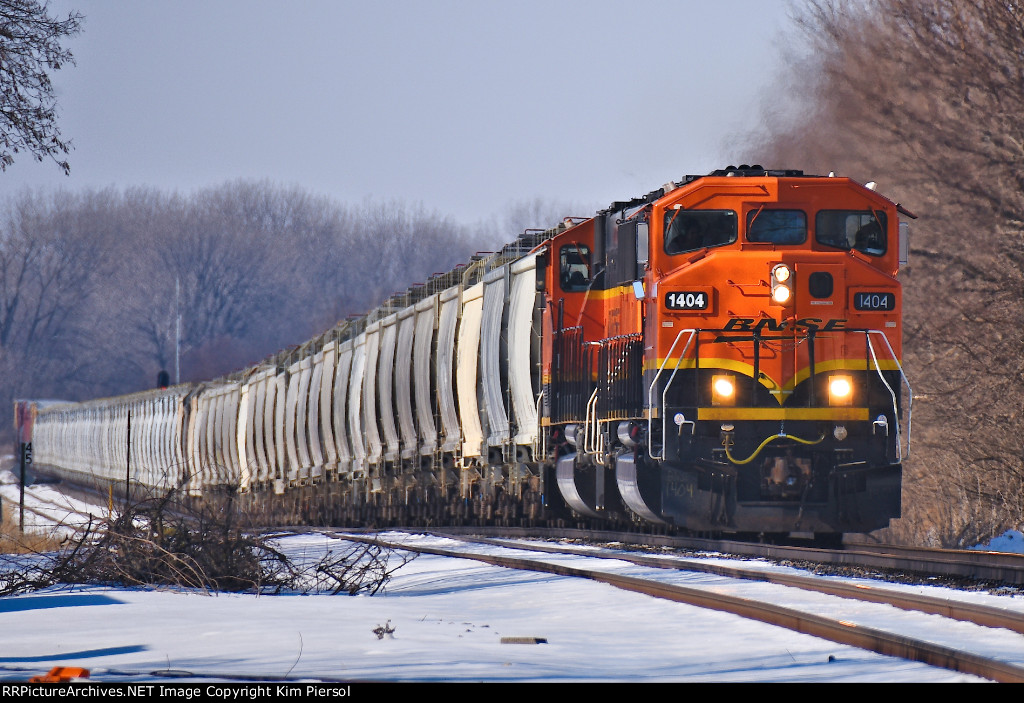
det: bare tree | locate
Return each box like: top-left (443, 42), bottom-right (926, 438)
top-left (344, 200), bottom-right (474, 301)
top-left (0, 0), bottom-right (83, 173)
top-left (116, 186), bottom-right (295, 382)
top-left (0, 189), bottom-right (115, 433)
top-left (475, 197), bottom-right (598, 247)
top-left (92, 184), bottom-right (484, 384)
top-left (0, 182), bottom-right (490, 439)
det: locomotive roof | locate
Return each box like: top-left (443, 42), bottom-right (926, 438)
top-left (599, 165), bottom-right (814, 215)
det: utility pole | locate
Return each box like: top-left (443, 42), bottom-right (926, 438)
top-left (126, 408), bottom-right (131, 505)
top-left (14, 401), bottom-right (34, 533)
top-left (18, 440), bottom-right (27, 532)
top-left (175, 277), bottom-right (181, 384)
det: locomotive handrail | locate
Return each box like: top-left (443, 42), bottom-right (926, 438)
top-left (865, 330), bottom-right (912, 461)
top-left (647, 328), bottom-right (697, 461)
top-left (534, 390), bottom-right (545, 461)
top-left (583, 387), bottom-right (601, 458)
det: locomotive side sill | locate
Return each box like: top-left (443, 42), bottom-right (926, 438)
top-left (735, 500), bottom-right (830, 507)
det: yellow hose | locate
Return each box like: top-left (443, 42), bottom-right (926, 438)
top-left (724, 432), bottom-right (825, 465)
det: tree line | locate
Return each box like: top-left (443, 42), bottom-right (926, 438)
top-left (0, 182), bottom-right (536, 438)
top-left (0, 179), bottom-right (585, 434)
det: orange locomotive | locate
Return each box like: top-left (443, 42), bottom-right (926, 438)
top-left (541, 166), bottom-right (911, 536)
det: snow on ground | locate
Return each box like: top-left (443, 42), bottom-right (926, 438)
top-left (0, 533), bottom-right (991, 683)
top-left (971, 530), bottom-right (1024, 554)
top-left (0, 471), bottom-right (1021, 682)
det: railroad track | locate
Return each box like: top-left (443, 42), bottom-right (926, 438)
top-left (329, 530), bottom-right (1024, 682)
top-left (840, 539), bottom-right (1024, 585)
top-left (410, 525), bottom-right (1024, 586)
top-left (0, 480), bottom-right (103, 535)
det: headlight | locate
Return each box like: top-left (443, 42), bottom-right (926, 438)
top-left (771, 264), bottom-right (792, 305)
top-left (712, 374), bottom-right (736, 406)
top-left (771, 285), bottom-right (791, 303)
top-left (829, 375), bottom-right (853, 406)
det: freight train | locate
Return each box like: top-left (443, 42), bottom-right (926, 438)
top-left (25, 166), bottom-right (913, 539)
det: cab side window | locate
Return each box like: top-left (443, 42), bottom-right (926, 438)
top-left (560, 244), bottom-right (591, 292)
top-left (664, 209), bottom-right (737, 254)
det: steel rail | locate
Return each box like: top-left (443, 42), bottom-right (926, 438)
top-left (844, 539), bottom-right (1024, 571)
top-left (2, 499), bottom-right (96, 536)
top-left (429, 525), bottom-right (1024, 585)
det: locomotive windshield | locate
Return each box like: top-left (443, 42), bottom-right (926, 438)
top-left (664, 209), bottom-right (737, 254)
top-left (815, 210), bottom-right (888, 256)
top-left (745, 209), bottom-right (807, 244)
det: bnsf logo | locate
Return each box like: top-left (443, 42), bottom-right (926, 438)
top-left (723, 318), bottom-right (847, 333)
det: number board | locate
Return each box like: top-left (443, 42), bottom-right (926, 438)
top-left (852, 291), bottom-right (896, 311)
top-left (664, 290), bottom-right (709, 311)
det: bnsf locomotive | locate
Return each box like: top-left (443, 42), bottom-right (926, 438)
top-left (27, 167), bottom-right (912, 538)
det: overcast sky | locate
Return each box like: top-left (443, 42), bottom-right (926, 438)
top-left (3, 1), bottom-right (799, 224)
